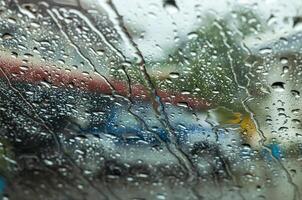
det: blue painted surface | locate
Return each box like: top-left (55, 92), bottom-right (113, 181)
top-left (0, 176), bottom-right (6, 194)
top-left (271, 143), bottom-right (282, 160)
top-left (262, 143), bottom-right (282, 161)
top-left (78, 102), bottom-right (215, 145)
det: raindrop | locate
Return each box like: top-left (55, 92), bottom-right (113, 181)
top-left (291, 90), bottom-right (300, 98)
top-left (292, 109), bottom-right (300, 114)
top-left (282, 66), bottom-right (289, 74)
top-left (292, 119), bottom-right (301, 124)
top-left (44, 159), bottom-right (54, 166)
top-left (156, 194), bottom-right (166, 200)
top-left (280, 57), bottom-right (289, 65)
top-left (290, 169), bottom-right (297, 175)
top-left (1, 33), bottom-right (13, 40)
top-left (259, 47), bottom-right (272, 54)
top-left (271, 82), bottom-right (285, 92)
top-left (96, 49), bottom-right (105, 56)
top-left (267, 14), bottom-right (276, 26)
top-left (11, 51), bottom-right (18, 58)
top-left (163, 0), bottom-right (179, 14)
top-left (169, 72), bottom-right (180, 79)
top-left (278, 126), bottom-right (288, 132)
top-left (187, 32), bottom-right (198, 40)
top-left (77, 184), bottom-right (84, 190)
top-left (22, 3), bottom-right (38, 14)
top-left (293, 16), bottom-right (302, 28)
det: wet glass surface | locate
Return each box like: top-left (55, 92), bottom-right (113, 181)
top-left (0, 0), bottom-right (302, 199)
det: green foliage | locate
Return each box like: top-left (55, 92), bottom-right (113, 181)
top-left (110, 7), bottom-right (266, 111)
top-left (0, 139), bottom-right (14, 177)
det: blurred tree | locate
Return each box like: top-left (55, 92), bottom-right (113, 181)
top-left (110, 7), bottom-right (266, 112)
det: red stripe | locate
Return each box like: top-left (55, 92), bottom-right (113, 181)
top-left (0, 57), bottom-right (211, 110)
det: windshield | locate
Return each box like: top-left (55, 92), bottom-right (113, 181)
top-left (0, 0), bottom-right (302, 199)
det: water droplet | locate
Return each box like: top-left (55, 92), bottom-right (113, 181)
top-left (2, 33), bottom-right (13, 40)
top-left (187, 32), bottom-right (198, 40)
top-left (278, 126), bottom-right (288, 132)
top-left (282, 66), bottom-right (289, 74)
top-left (293, 16), bottom-right (302, 28)
top-left (271, 82), bottom-right (285, 92)
top-left (169, 72), bottom-right (180, 79)
top-left (163, 0), bottom-right (179, 14)
top-left (259, 47), bottom-right (272, 54)
top-left (156, 194), bottom-right (166, 200)
top-left (292, 109), bottom-right (300, 114)
top-left (291, 90), bottom-right (300, 98)
top-left (280, 57), bottom-right (289, 65)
